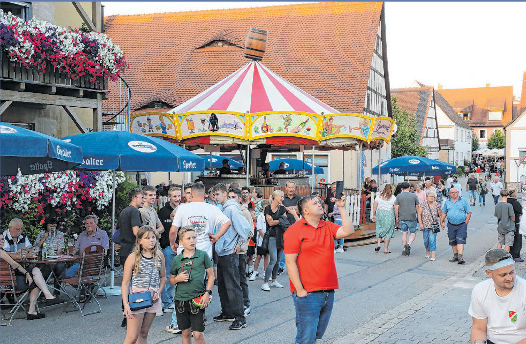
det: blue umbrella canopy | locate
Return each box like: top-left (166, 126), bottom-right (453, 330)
top-left (204, 155), bottom-right (244, 170)
top-left (62, 131), bottom-right (204, 172)
top-left (269, 158), bottom-right (324, 174)
top-left (372, 156), bottom-right (454, 176)
top-left (0, 122), bottom-right (83, 175)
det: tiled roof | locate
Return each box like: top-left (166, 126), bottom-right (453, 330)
top-left (439, 86), bottom-right (514, 128)
top-left (434, 91), bottom-right (471, 129)
top-left (391, 86), bottom-right (434, 139)
top-left (104, 2), bottom-right (384, 113)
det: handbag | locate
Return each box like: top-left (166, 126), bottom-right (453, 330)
top-left (128, 263), bottom-right (155, 311)
top-left (261, 232), bottom-right (270, 251)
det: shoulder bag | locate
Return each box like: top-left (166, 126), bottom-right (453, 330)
top-left (128, 263), bottom-right (155, 311)
top-left (427, 202), bottom-right (441, 234)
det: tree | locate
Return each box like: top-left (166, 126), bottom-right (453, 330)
top-left (487, 130), bottom-right (505, 149)
top-left (472, 135), bottom-right (479, 151)
top-left (390, 97), bottom-right (428, 158)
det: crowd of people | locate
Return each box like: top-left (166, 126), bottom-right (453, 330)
top-left (3, 170), bottom-right (525, 343)
top-left (370, 173), bottom-right (523, 265)
top-left (115, 179), bottom-right (353, 344)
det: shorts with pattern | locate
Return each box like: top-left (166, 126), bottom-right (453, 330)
top-left (498, 231), bottom-right (514, 246)
top-left (175, 299), bottom-right (206, 332)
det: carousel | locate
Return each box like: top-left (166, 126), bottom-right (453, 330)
top-left (131, 28), bottom-right (393, 199)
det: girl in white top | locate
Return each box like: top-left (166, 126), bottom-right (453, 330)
top-left (372, 184), bottom-right (397, 253)
top-left (249, 199), bottom-right (270, 281)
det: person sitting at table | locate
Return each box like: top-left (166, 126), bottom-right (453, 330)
top-left (273, 162), bottom-right (287, 175)
top-left (64, 215), bottom-right (109, 279)
top-left (0, 233), bottom-right (61, 320)
top-left (2, 218), bottom-right (31, 253)
top-left (34, 217), bottom-right (67, 295)
top-left (261, 163), bottom-right (272, 184)
top-left (218, 159), bottom-right (232, 176)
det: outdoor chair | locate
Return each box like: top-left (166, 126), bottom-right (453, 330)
top-left (0, 258), bottom-right (29, 326)
top-left (60, 244), bottom-right (105, 316)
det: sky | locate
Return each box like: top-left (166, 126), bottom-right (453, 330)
top-left (102, 1), bottom-right (526, 98)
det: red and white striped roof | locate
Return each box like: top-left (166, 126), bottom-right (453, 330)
top-left (170, 61), bottom-right (338, 115)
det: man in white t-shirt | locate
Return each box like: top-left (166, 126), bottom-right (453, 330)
top-left (490, 177), bottom-right (504, 205)
top-left (469, 248), bottom-right (526, 344)
top-left (446, 176), bottom-right (454, 191)
top-left (169, 183), bottom-right (231, 259)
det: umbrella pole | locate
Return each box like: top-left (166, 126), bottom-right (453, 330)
top-left (103, 169), bottom-right (121, 295)
top-left (311, 146), bottom-right (315, 189)
top-left (246, 146), bottom-right (250, 187)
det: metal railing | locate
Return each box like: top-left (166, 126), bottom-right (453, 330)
top-left (102, 75), bottom-right (131, 131)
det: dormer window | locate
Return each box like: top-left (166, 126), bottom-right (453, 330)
top-left (488, 111), bottom-right (503, 121)
top-left (460, 112), bottom-right (470, 121)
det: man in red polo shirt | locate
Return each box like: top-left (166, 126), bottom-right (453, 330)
top-left (284, 194), bottom-right (354, 344)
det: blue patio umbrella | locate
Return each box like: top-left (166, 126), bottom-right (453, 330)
top-left (62, 131), bottom-right (204, 172)
top-left (0, 122), bottom-right (83, 175)
top-left (62, 130), bottom-right (204, 293)
top-left (372, 156), bottom-right (454, 176)
top-left (269, 158), bottom-right (324, 174)
top-left (204, 155), bottom-right (244, 170)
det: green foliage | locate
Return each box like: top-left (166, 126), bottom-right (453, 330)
top-left (472, 135), bottom-right (479, 151)
top-left (115, 181), bottom-right (139, 223)
top-left (390, 97), bottom-right (428, 158)
top-left (456, 166), bottom-right (465, 176)
top-left (487, 130), bottom-right (505, 149)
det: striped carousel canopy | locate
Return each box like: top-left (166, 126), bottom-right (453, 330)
top-left (169, 60), bottom-right (338, 115)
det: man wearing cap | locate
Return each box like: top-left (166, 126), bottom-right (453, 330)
top-left (440, 187), bottom-right (471, 265)
top-left (469, 248), bottom-right (526, 344)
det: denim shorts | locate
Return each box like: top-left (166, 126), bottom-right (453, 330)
top-left (400, 220), bottom-right (418, 234)
top-left (447, 222), bottom-right (467, 246)
top-left (468, 190), bottom-right (477, 198)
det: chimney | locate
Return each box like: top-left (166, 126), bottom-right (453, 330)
top-left (520, 71), bottom-right (526, 112)
top-left (486, 83), bottom-right (490, 87)
top-left (437, 84), bottom-right (442, 90)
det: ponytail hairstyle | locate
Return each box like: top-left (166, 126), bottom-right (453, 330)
top-left (269, 189), bottom-right (284, 204)
top-left (132, 225), bottom-right (159, 276)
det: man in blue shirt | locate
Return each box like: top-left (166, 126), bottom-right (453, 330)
top-left (440, 187), bottom-right (472, 264)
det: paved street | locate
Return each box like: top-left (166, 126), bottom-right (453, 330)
top-left (2, 180), bottom-right (525, 343)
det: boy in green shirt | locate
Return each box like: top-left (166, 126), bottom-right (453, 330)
top-left (170, 226), bottom-right (214, 343)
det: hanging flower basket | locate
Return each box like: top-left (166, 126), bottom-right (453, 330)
top-left (0, 10), bottom-right (128, 84)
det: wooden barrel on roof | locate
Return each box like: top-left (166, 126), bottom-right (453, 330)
top-left (244, 28), bottom-right (267, 61)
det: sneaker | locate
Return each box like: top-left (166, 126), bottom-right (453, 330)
top-left (261, 283), bottom-right (270, 291)
top-left (164, 304), bottom-right (175, 313)
top-left (213, 313), bottom-right (235, 322)
top-left (277, 268), bottom-right (284, 275)
top-left (336, 247), bottom-right (344, 253)
top-left (244, 306), bottom-right (251, 316)
top-left (229, 320), bottom-right (247, 330)
top-left (156, 310), bottom-right (164, 317)
top-left (166, 324), bottom-right (182, 334)
top-left (405, 244), bottom-right (411, 256)
top-left (271, 280), bottom-right (284, 288)
top-left (249, 271), bottom-right (258, 281)
top-left (430, 257), bottom-right (436, 261)
top-left (514, 257), bottom-right (524, 262)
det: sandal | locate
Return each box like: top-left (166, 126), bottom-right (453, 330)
top-left (449, 257), bottom-right (458, 262)
top-left (375, 246), bottom-right (381, 252)
top-left (384, 251), bottom-right (392, 254)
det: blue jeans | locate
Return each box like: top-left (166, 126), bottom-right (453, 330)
top-left (64, 263), bottom-right (79, 278)
top-left (265, 237), bottom-right (283, 282)
top-left (422, 228), bottom-right (437, 252)
top-left (279, 252), bottom-right (286, 270)
top-left (493, 195), bottom-right (500, 205)
top-left (400, 220), bottom-right (418, 234)
top-left (161, 246), bottom-right (176, 309)
top-left (334, 219), bottom-right (344, 247)
top-left (479, 192), bottom-right (486, 204)
top-left (292, 290), bottom-right (335, 344)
